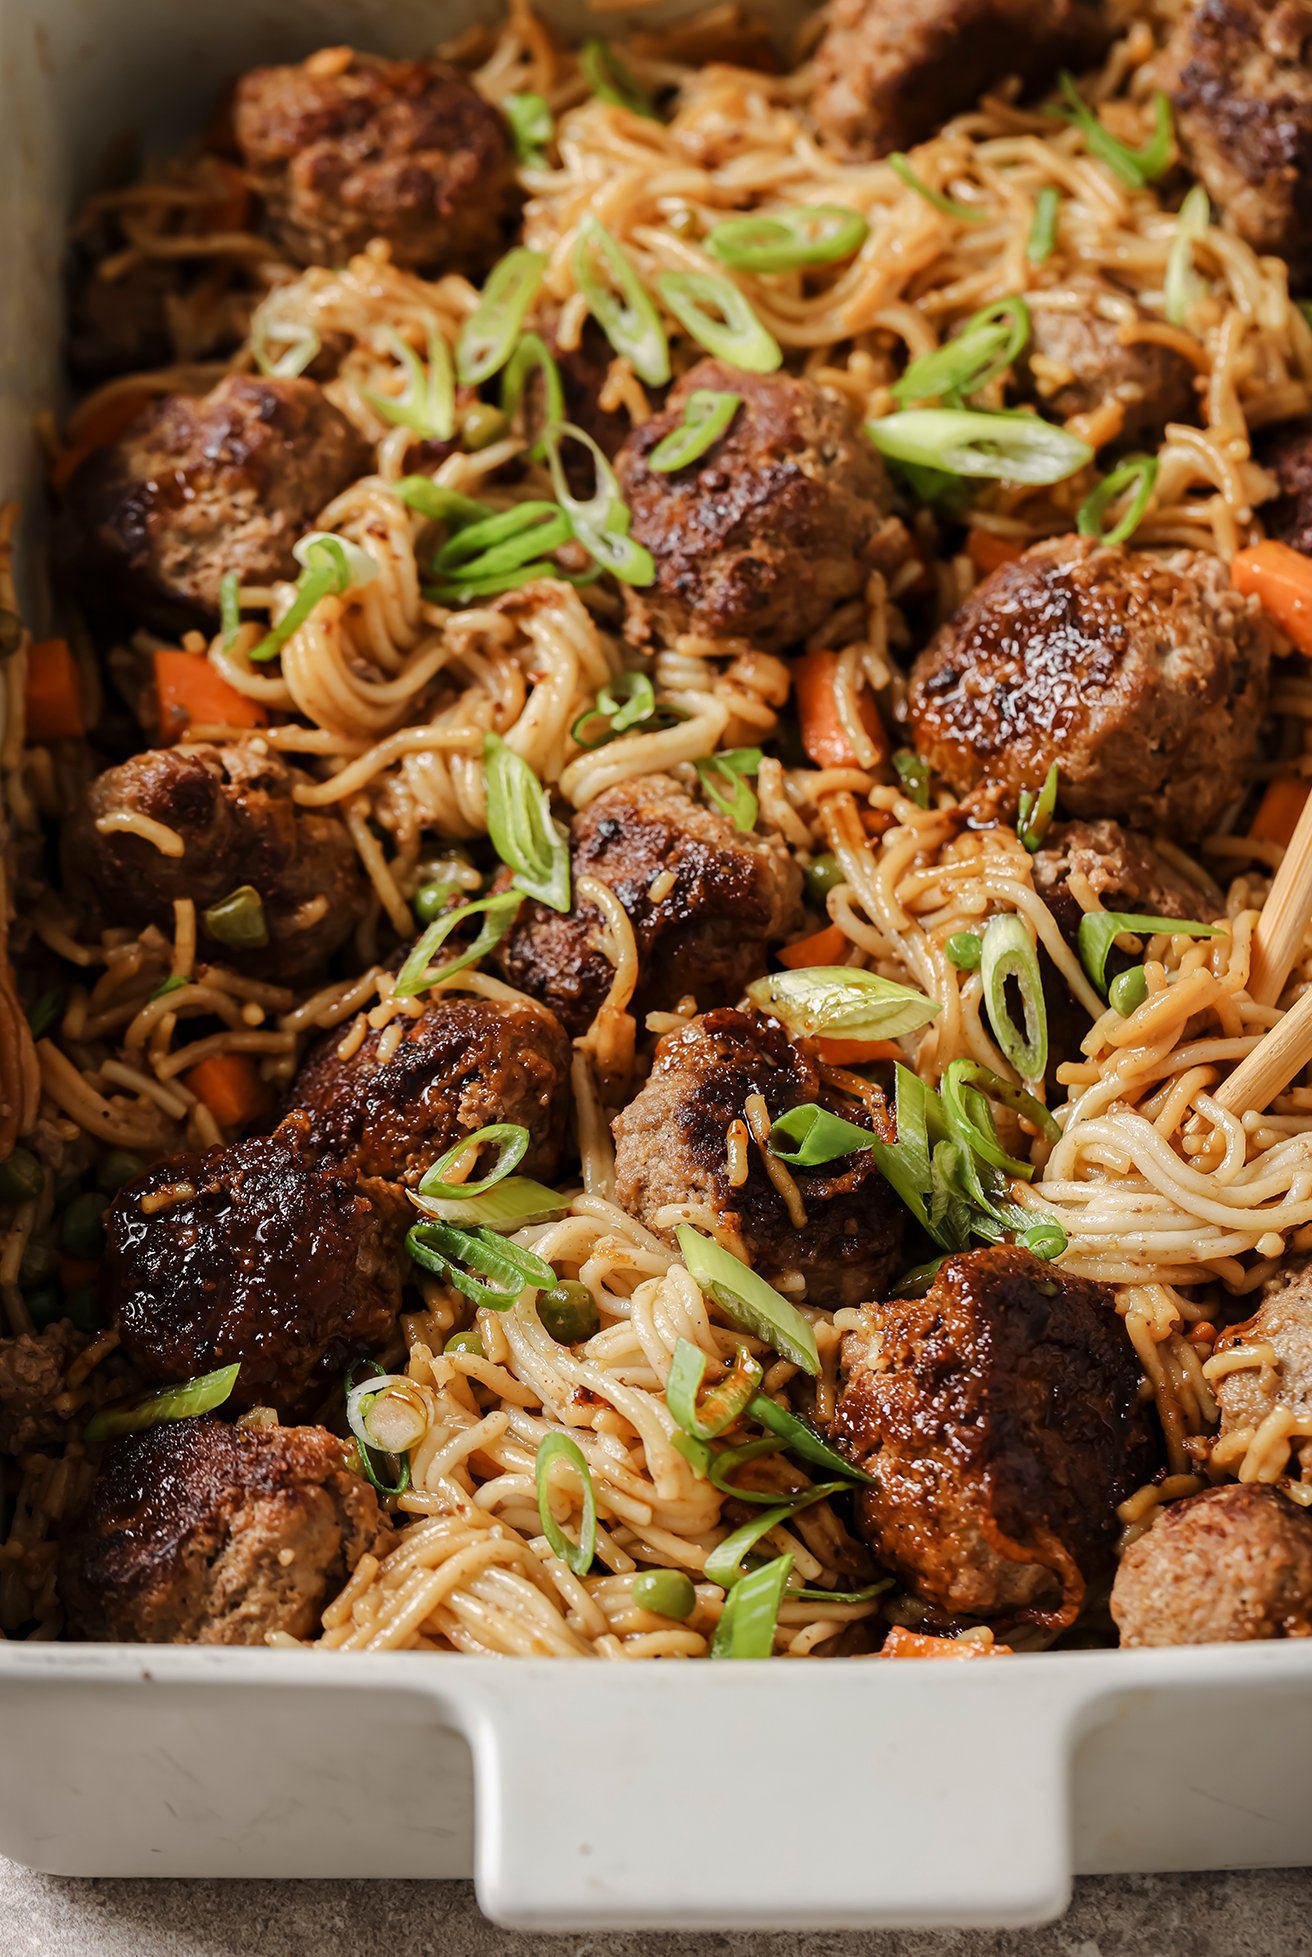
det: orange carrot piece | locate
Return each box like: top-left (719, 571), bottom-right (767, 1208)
top-left (1250, 776), bottom-right (1309, 849)
top-left (778, 921), bottom-right (848, 970)
top-left (185, 1054), bottom-right (268, 1131)
top-left (23, 639), bottom-right (84, 741)
top-left (814, 1036), bottom-right (900, 1066)
top-left (793, 649), bottom-right (887, 770)
top-left (1232, 541), bottom-right (1312, 656)
top-left (881, 1626), bottom-right (1012, 1659)
top-left (966, 528), bottom-right (1024, 575)
top-left (154, 649), bottom-right (266, 743)
top-left (49, 387), bottom-right (154, 491)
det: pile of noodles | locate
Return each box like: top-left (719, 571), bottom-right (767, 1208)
top-left (5, 0), bottom-right (1312, 1649)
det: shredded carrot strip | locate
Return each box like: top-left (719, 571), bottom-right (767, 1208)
top-left (1250, 777), bottom-right (1309, 849)
top-left (154, 649), bottom-right (266, 743)
top-left (778, 922), bottom-right (848, 969)
top-left (23, 638), bottom-right (84, 741)
top-left (1232, 541), bottom-right (1312, 656)
top-left (184, 1054), bottom-right (268, 1131)
top-left (966, 528), bottom-right (1024, 575)
top-left (792, 649), bottom-right (886, 769)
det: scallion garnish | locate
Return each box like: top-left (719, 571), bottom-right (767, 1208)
top-left (579, 38), bottom-right (656, 118)
top-left (570, 670), bottom-right (687, 747)
top-left (1016, 760), bottom-right (1059, 853)
top-left (695, 747), bottom-right (761, 831)
top-left (391, 889), bottom-right (524, 1000)
top-left (981, 914), bottom-right (1048, 1079)
top-left (648, 388), bottom-right (742, 472)
top-left (219, 571), bottom-right (242, 649)
top-left (748, 1393), bottom-right (875, 1485)
top-left (456, 247), bottom-right (548, 386)
top-left (1077, 454), bottom-right (1159, 547)
top-left (704, 1484), bottom-right (844, 1590)
top-left (344, 1360), bottom-right (413, 1497)
top-left (707, 205), bottom-right (868, 273)
top-left (251, 317), bottom-right (320, 380)
top-left (940, 1058), bottom-right (1059, 1181)
top-left (412, 1176), bottom-right (567, 1230)
top-left (363, 324), bottom-right (455, 442)
top-left (484, 732), bottom-right (571, 912)
top-left (1165, 184), bottom-right (1210, 325)
top-left (429, 501), bottom-right (573, 600)
top-left (766, 1103), bottom-right (873, 1168)
top-left (705, 1435), bottom-right (788, 1503)
top-left (1027, 185), bottom-right (1061, 265)
top-left (888, 152), bottom-right (987, 223)
top-left (504, 90), bottom-right (554, 166)
top-left (248, 533), bottom-right (379, 664)
top-left (407, 1218), bottom-right (556, 1309)
top-left (541, 420), bottom-right (656, 585)
top-left (345, 1369), bottom-right (428, 1458)
top-left (710, 1552), bottom-right (792, 1658)
top-left (418, 1123), bottom-right (530, 1200)
top-left (1056, 74), bottom-right (1173, 189)
top-left (202, 884), bottom-right (268, 951)
top-left (867, 409), bottom-right (1094, 486)
top-left (25, 986), bottom-right (65, 1040)
top-left (894, 298), bottom-right (1030, 407)
top-left (535, 1432), bottom-right (598, 1576)
top-left (893, 749), bottom-right (931, 808)
top-left (500, 332), bottom-right (566, 455)
top-left (1077, 908), bottom-right (1222, 994)
top-left (746, 966), bottom-right (940, 1045)
top-left (676, 1225), bottom-right (820, 1376)
top-left (392, 476), bottom-right (491, 530)
top-left (84, 1362), bottom-right (241, 1442)
top-left (151, 973), bottom-right (189, 1001)
top-left (666, 1337), bottom-right (764, 1442)
top-left (572, 218), bottom-right (670, 386)
top-left (657, 269), bottom-right (782, 373)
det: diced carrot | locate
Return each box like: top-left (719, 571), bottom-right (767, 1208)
top-left (881, 1626), bottom-right (1012, 1659)
top-left (23, 639), bottom-right (84, 741)
top-left (778, 922), bottom-right (848, 970)
top-left (966, 527), bottom-right (1024, 576)
top-left (1232, 540), bottom-right (1312, 656)
top-left (793, 649), bottom-right (888, 770)
top-left (201, 158), bottom-right (252, 233)
top-left (185, 1054), bottom-right (268, 1132)
top-left (49, 387), bottom-right (154, 491)
top-left (59, 1256), bottom-right (101, 1291)
top-left (1249, 776), bottom-right (1309, 849)
top-left (814, 1037), bottom-right (900, 1066)
top-left (154, 649), bottom-right (266, 743)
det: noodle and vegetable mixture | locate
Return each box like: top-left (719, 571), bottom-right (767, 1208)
top-left (6, 0), bottom-right (1312, 1658)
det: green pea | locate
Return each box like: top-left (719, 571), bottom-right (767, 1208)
top-left (632, 1569), bottom-right (696, 1620)
top-left (96, 1149), bottom-right (146, 1195)
top-left (203, 884), bottom-right (268, 951)
top-left (19, 1240), bottom-right (58, 1288)
top-left (0, 1147), bottom-right (44, 1204)
top-left (536, 1279), bottom-right (600, 1345)
top-left (803, 853), bottom-right (844, 906)
top-left (461, 403), bottom-right (509, 451)
top-left (64, 1285), bottom-right (104, 1333)
top-left (946, 931), bottom-right (983, 971)
top-left (24, 1288), bottom-right (63, 1330)
top-left (444, 1330), bottom-right (486, 1357)
top-left (59, 1191), bottom-right (110, 1260)
top-left (413, 881), bottom-right (459, 925)
top-left (1110, 964), bottom-right (1148, 1016)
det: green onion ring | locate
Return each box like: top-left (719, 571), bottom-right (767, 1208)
top-left (535, 1432), bottom-right (598, 1576)
top-left (657, 269), bottom-right (782, 373)
top-left (648, 388), bottom-right (742, 472)
top-left (1077, 454), bottom-right (1160, 547)
top-left (418, 1123), bottom-right (531, 1201)
top-left (665, 1337), bottom-right (764, 1442)
top-left (710, 1552), bottom-right (793, 1658)
top-left (572, 216), bottom-right (670, 387)
top-left (457, 248), bottom-right (548, 386)
top-left (867, 408), bottom-right (1094, 486)
top-left (707, 204), bottom-right (868, 273)
top-left (980, 914), bottom-right (1049, 1080)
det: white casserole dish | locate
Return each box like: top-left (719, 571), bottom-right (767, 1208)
top-left (0, 0), bottom-right (1310, 1929)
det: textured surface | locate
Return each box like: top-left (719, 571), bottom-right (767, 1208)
top-left (1, 1864), bottom-right (1308, 1954)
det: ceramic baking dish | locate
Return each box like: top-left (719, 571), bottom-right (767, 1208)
top-left (1, 0), bottom-right (1310, 1929)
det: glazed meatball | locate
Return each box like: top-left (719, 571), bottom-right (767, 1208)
top-left (1017, 281), bottom-right (1197, 443)
top-left (233, 51), bottom-right (516, 275)
top-left (292, 993), bottom-right (571, 1187)
top-left (812, 0), bottom-right (1109, 159)
top-left (1211, 1264), bottom-right (1312, 1480)
top-left (0, 1324), bottom-right (85, 1456)
top-left (495, 774), bottom-right (804, 1038)
top-left (67, 742), bottom-right (367, 986)
top-left (63, 373), bottom-right (370, 632)
top-left (106, 1112), bottom-right (404, 1415)
top-left (832, 1247), bottom-right (1156, 1624)
top-left (612, 1008), bottom-right (903, 1307)
top-left (1031, 819), bottom-right (1210, 950)
top-left (1111, 1483), bottom-right (1312, 1646)
top-left (1257, 417), bottom-right (1312, 555)
top-left (1163, 0), bottom-right (1312, 277)
top-left (63, 1416), bottom-right (391, 1644)
top-left (905, 537), bottom-right (1272, 840)
top-left (615, 359), bottom-right (908, 654)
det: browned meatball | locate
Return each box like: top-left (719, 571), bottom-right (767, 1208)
top-left (1111, 1483), bottom-right (1312, 1646)
top-left (1257, 416), bottom-right (1312, 555)
top-left (554, 321), bottom-right (633, 472)
top-left (292, 993), bottom-right (571, 1187)
top-left (615, 360), bottom-right (908, 654)
top-left (1211, 1263), bottom-right (1312, 1480)
top-left (66, 742), bottom-right (366, 986)
top-left (812, 0), bottom-right (1109, 159)
top-left (1163, 0), bottom-right (1312, 277)
top-left (832, 1246), bottom-right (1156, 1625)
top-left (233, 51), bottom-right (516, 275)
top-left (0, 1324), bottom-right (85, 1455)
top-left (106, 1112), bottom-right (404, 1415)
top-left (905, 538), bottom-right (1272, 840)
top-left (495, 774), bottom-right (804, 1038)
top-left (64, 374), bottom-right (370, 631)
top-left (1017, 281), bottom-right (1197, 443)
top-left (612, 1008), bottom-right (903, 1307)
top-left (63, 1416), bottom-right (391, 1644)
top-left (1031, 819), bottom-right (1210, 950)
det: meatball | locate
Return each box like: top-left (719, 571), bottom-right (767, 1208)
top-left (1017, 280), bottom-right (1197, 443)
top-left (612, 1008), bottom-right (903, 1307)
top-left (67, 742), bottom-right (367, 985)
top-left (832, 1246), bottom-right (1156, 1624)
top-left (0, 1324), bottom-right (85, 1456)
top-left (1257, 416), bottom-right (1312, 555)
top-left (905, 537), bottom-right (1272, 840)
top-left (63, 373), bottom-right (370, 632)
top-left (1031, 819), bottom-right (1209, 949)
top-left (615, 359), bottom-right (908, 654)
top-left (1163, 0), bottom-right (1312, 277)
top-left (233, 51), bottom-right (516, 275)
top-left (812, 0), bottom-right (1109, 160)
top-left (1211, 1263), bottom-right (1312, 1480)
top-left (106, 1112), bottom-right (404, 1414)
top-left (495, 774), bottom-right (805, 1038)
top-left (292, 993), bottom-right (571, 1186)
top-left (63, 1416), bottom-right (391, 1644)
top-left (1111, 1482), bottom-right (1312, 1646)
top-left (554, 321), bottom-right (633, 474)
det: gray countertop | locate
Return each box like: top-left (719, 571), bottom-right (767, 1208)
top-left (2, 1864), bottom-right (1308, 1954)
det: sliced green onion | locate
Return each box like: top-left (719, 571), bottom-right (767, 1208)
top-left (536, 1279), bottom-right (601, 1344)
top-left (202, 884), bottom-right (268, 951)
top-left (541, 420), bottom-right (655, 585)
top-left (648, 388), bottom-right (742, 472)
top-left (413, 880), bottom-right (460, 925)
top-left (706, 1435), bottom-right (789, 1503)
top-left (392, 476), bottom-right (491, 529)
top-left (535, 1432), bottom-right (597, 1575)
top-left (981, 914), bottom-right (1048, 1079)
top-left (363, 324), bottom-right (455, 441)
top-left (748, 1392), bottom-right (875, 1485)
top-left (504, 90), bottom-right (553, 166)
top-left (695, 746), bottom-right (761, 831)
top-left (676, 1224), bottom-right (819, 1375)
top-left (418, 1123), bottom-right (529, 1200)
top-left (249, 533), bottom-right (379, 664)
top-left (580, 38), bottom-right (656, 118)
top-left (413, 1176), bottom-right (567, 1230)
top-left (657, 269), bottom-right (782, 373)
top-left (1165, 184), bottom-right (1210, 326)
top-left (430, 502), bottom-right (574, 599)
top-left (941, 1058), bottom-right (1058, 1182)
top-left (425, 559), bottom-right (580, 604)
top-left (888, 153), bottom-right (986, 223)
top-left (946, 931), bottom-right (982, 971)
top-left (391, 890), bottom-right (523, 1000)
top-left (867, 409), bottom-right (1094, 486)
top-left (1109, 964), bottom-right (1149, 1015)
top-left (345, 1369), bottom-right (428, 1458)
top-left (746, 966), bottom-right (940, 1045)
top-left (151, 973), bottom-right (189, 1001)
top-left (893, 298), bottom-right (1030, 407)
top-left (710, 1552), bottom-right (792, 1658)
top-left (1077, 909), bottom-right (1222, 994)
top-left (85, 1362), bottom-right (240, 1442)
top-left (252, 317), bottom-right (319, 379)
top-left (1077, 454), bottom-right (1159, 547)
top-left (1057, 75), bottom-right (1173, 189)
top-left (707, 205), bottom-right (868, 273)
top-left (456, 248), bottom-right (548, 386)
top-left (500, 332), bottom-right (566, 455)
top-left (1021, 1217), bottom-right (1068, 1260)
top-left (666, 1337), bottom-right (764, 1442)
top-left (893, 749), bottom-right (931, 808)
top-left (705, 1483), bottom-right (844, 1590)
top-left (219, 571), bottom-right (242, 648)
top-left (632, 1568), bottom-right (696, 1618)
top-left (1016, 760), bottom-right (1059, 853)
top-left (573, 217), bottom-right (670, 386)
top-left (25, 987), bottom-right (65, 1040)
top-left (484, 732), bottom-right (571, 912)
top-left (570, 670), bottom-right (685, 747)
top-left (1027, 186), bottom-right (1061, 265)
top-left (766, 1102), bottom-right (873, 1168)
top-left (407, 1219), bottom-right (555, 1310)
top-left (788, 1579), bottom-right (892, 1604)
